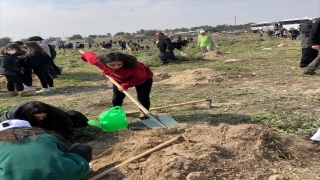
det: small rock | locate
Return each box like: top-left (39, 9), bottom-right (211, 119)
top-left (138, 158), bottom-right (147, 162)
top-left (117, 174), bottom-right (124, 179)
top-left (172, 171), bottom-right (184, 178)
top-left (127, 163), bottom-right (139, 170)
top-left (268, 168), bottom-right (278, 173)
top-left (186, 172), bottom-right (207, 180)
top-left (268, 175), bottom-right (286, 180)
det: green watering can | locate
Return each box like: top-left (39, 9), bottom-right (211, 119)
top-left (87, 106), bottom-right (128, 132)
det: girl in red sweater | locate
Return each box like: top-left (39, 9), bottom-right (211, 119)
top-left (80, 50), bottom-right (153, 119)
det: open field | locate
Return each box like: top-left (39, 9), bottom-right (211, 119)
top-left (1, 33), bottom-right (320, 179)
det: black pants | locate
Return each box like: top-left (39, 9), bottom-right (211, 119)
top-left (69, 144), bottom-right (92, 163)
top-left (5, 75), bottom-right (24, 91)
top-left (19, 74), bottom-right (32, 87)
top-left (51, 58), bottom-right (61, 75)
top-left (20, 68), bottom-right (33, 86)
top-left (300, 48), bottom-right (319, 67)
top-left (33, 66), bottom-right (54, 88)
top-left (292, 35), bottom-right (297, 40)
top-left (158, 51), bottom-right (179, 64)
top-left (112, 78), bottom-right (153, 109)
top-left (66, 110), bottom-right (89, 127)
top-left (47, 65), bottom-right (58, 79)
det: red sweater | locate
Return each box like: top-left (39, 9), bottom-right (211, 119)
top-left (81, 52), bottom-right (153, 89)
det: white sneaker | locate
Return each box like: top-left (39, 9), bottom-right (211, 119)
top-left (23, 86), bottom-right (36, 91)
top-left (36, 88), bottom-right (50, 93)
top-left (89, 163), bottom-right (93, 171)
top-left (49, 87), bottom-right (56, 91)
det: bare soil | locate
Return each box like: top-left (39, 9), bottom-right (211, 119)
top-left (85, 123), bottom-right (320, 180)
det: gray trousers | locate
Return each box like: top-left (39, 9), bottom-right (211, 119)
top-left (201, 46), bottom-right (214, 53)
top-left (306, 51), bottom-right (320, 72)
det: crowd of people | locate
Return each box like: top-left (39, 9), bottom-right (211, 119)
top-left (0, 31), bottom-right (216, 97)
top-left (0, 36), bottom-right (62, 97)
top-left (251, 17), bottom-right (320, 75)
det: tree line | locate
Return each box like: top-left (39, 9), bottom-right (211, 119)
top-left (0, 23), bottom-right (253, 46)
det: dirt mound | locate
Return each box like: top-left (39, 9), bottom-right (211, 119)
top-left (0, 76), bottom-right (6, 89)
top-left (86, 123), bottom-right (320, 180)
top-left (155, 68), bottom-right (223, 88)
top-left (203, 51), bottom-right (222, 60)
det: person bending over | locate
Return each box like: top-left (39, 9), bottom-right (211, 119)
top-left (0, 101), bottom-right (88, 140)
top-left (79, 50), bottom-right (153, 120)
top-left (0, 119), bottom-right (92, 180)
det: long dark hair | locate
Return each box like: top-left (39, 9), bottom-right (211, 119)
top-left (98, 52), bottom-right (137, 68)
top-left (0, 127), bottom-right (67, 144)
top-left (20, 101), bottom-right (55, 123)
top-left (24, 42), bottom-right (44, 56)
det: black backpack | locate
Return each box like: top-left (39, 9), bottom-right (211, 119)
top-left (48, 44), bottom-right (57, 59)
top-left (299, 22), bottom-right (313, 37)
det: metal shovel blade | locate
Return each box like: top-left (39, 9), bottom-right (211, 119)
top-left (140, 113), bottom-right (179, 128)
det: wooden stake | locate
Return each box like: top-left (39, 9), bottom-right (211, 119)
top-left (89, 135), bottom-right (184, 180)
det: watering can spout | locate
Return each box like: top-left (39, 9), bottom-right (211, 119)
top-left (87, 106), bottom-right (128, 132)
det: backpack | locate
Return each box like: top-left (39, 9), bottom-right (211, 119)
top-left (299, 22), bottom-right (313, 37)
top-left (172, 40), bottom-right (182, 50)
top-left (48, 44), bottom-right (57, 59)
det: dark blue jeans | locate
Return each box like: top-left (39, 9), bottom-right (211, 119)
top-left (158, 51), bottom-right (179, 64)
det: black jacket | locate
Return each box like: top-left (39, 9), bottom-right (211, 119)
top-left (0, 54), bottom-right (21, 76)
top-left (0, 101), bottom-right (74, 139)
top-left (157, 36), bottom-right (174, 52)
top-left (25, 52), bottom-right (51, 69)
top-left (15, 52), bottom-right (28, 68)
top-left (309, 20), bottom-right (320, 45)
top-left (299, 22), bottom-right (313, 37)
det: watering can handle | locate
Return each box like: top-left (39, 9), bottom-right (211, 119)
top-left (105, 75), bottom-right (150, 114)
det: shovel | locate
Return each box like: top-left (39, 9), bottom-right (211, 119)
top-left (106, 75), bottom-right (179, 128)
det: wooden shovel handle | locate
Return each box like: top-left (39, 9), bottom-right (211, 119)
top-left (106, 75), bottom-right (150, 114)
top-left (126, 99), bottom-right (210, 115)
top-left (89, 135), bottom-right (183, 180)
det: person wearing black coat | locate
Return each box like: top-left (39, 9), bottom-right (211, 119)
top-left (0, 45), bottom-right (31, 97)
top-left (155, 32), bottom-right (179, 65)
top-left (299, 20), bottom-right (319, 68)
top-left (24, 42), bottom-right (55, 93)
top-left (0, 101), bottom-right (89, 141)
top-left (10, 43), bottom-right (35, 91)
top-left (304, 18), bottom-right (320, 75)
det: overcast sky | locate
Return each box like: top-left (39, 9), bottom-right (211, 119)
top-left (1, 0), bottom-right (320, 41)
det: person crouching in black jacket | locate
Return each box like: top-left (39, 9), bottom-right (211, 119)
top-left (155, 32), bottom-right (179, 65)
